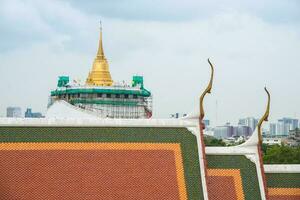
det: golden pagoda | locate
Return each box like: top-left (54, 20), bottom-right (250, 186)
top-left (50, 23), bottom-right (152, 119)
top-left (86, 24), bottom-right (113, 86)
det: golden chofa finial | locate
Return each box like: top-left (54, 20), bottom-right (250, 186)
top-left (257, 87), bottom-right (271, 143)
top-left (200, 58), bottom-right (214, 121)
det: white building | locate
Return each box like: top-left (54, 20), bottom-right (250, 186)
top-left (6, 107), bottom-right (22, 118)
top-left (236, 125), bottom-right (252, 137)
top-left (263, 138), bottom-right (282, 146)
top-left (276, 118), bottom-right (298, 136)
top-left (269, 123), bottom-right (277, 135)
top-left (238, 117), bottom-right (258, 133)
top-left (214, 126), bottom-right (233, 139)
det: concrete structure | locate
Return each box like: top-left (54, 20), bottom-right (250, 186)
top-left (286, 128), bottom-right (300, 147)
top-left (6, 107), bottom-right (22, 118)
top-left (238, 117), bottom-right (258, 133)
top-left (25, 108), bottom-right (44, 118)
top-left (269, 123), bottom-right (277, 136)
top-left (223, 136), bottom-right (245, 145)
top-left (276, 118), bottom-right (299, 136)
top-left (236, 125), bottom-right (252, 137)
top-left (214, 125), bottom-right (234, 139)
top-left (263, 137), bottom-right (282, 145)
top-left (214, 124), bottom-right (252, 139)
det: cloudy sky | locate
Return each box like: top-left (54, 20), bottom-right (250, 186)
top-left (0, 0), bottom-right (299, 125)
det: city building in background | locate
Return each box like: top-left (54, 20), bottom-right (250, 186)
top-left (6, 107), bottom-right (22, 118)
top-left (264, 127), bottom-right (300, 146)
top-left (213, 122), bottom-right (252, 139)
top-left (238, 117), bottom-right (258, 133)
top-left (286, 128), bottom-right (300, 147)
top-left (214, 125), bottom-right (234, 139)
top-left (203, 119), bottom-right (210, 128)
top-left (269, 123), bottom-right (277, 135)
top-left (236, 125), bottom-right (252, 137)
top-left (268, 118), bottom-right (299, 136)
top-left (263, 137), bottom-right (282, 146)
top-left (48, 27), bottom-right (152, 119)
top-left (25, 108), bottom-right (44, 118)
top-left (201, 116), bottom-right (299, 144)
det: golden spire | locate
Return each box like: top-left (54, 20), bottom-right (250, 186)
top-left (97, 21), bottom-right (105, 58)
top-left (86, 22), bottom-right (113, 86)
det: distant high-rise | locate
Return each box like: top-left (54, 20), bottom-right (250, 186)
top-left (214, 125), bottom-right (234, 139)
top-left (238, 117), bottom-right (258, 133)
top-left (214, 122), bottom-right (253, 139)
top-left (203, 119), bottom-right (210, 128)
top-left (25, 108), bottom-right (44, 118)
top-left (269, 123), bottom-right (277, 135)
top-left (277, 120), bottom-right (285, 136)
top-left (276, 118), bottom-right (299, 136)
top-left (290, 119), bottom-right (299, 130)
top-left (6, 107), bottom-right (22, 118)
top-left (237, 125), bottom-right (252, 137)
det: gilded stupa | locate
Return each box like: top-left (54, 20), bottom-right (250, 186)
top-left (86, 24), bottom-right (113, 86)
top-left (49, 24), bottom-right (152, 119)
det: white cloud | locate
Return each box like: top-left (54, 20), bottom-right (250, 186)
top-left (0, 0), bottom-right (299, 126)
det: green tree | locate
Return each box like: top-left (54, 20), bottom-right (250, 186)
top-left (204, 135), bottom-right (226, 146)
top-left (261, 143), bottom-right (269, 154)
top-left (263, 145), bottom-right (300, 164)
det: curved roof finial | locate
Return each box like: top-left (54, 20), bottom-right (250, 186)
top-left (257, 87), bottom-right (270, 143)
top-left (200, 58), bottom-right (214, 120)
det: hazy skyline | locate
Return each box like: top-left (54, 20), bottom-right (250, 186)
top-left (0, 0), bottom-right (299, 126)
